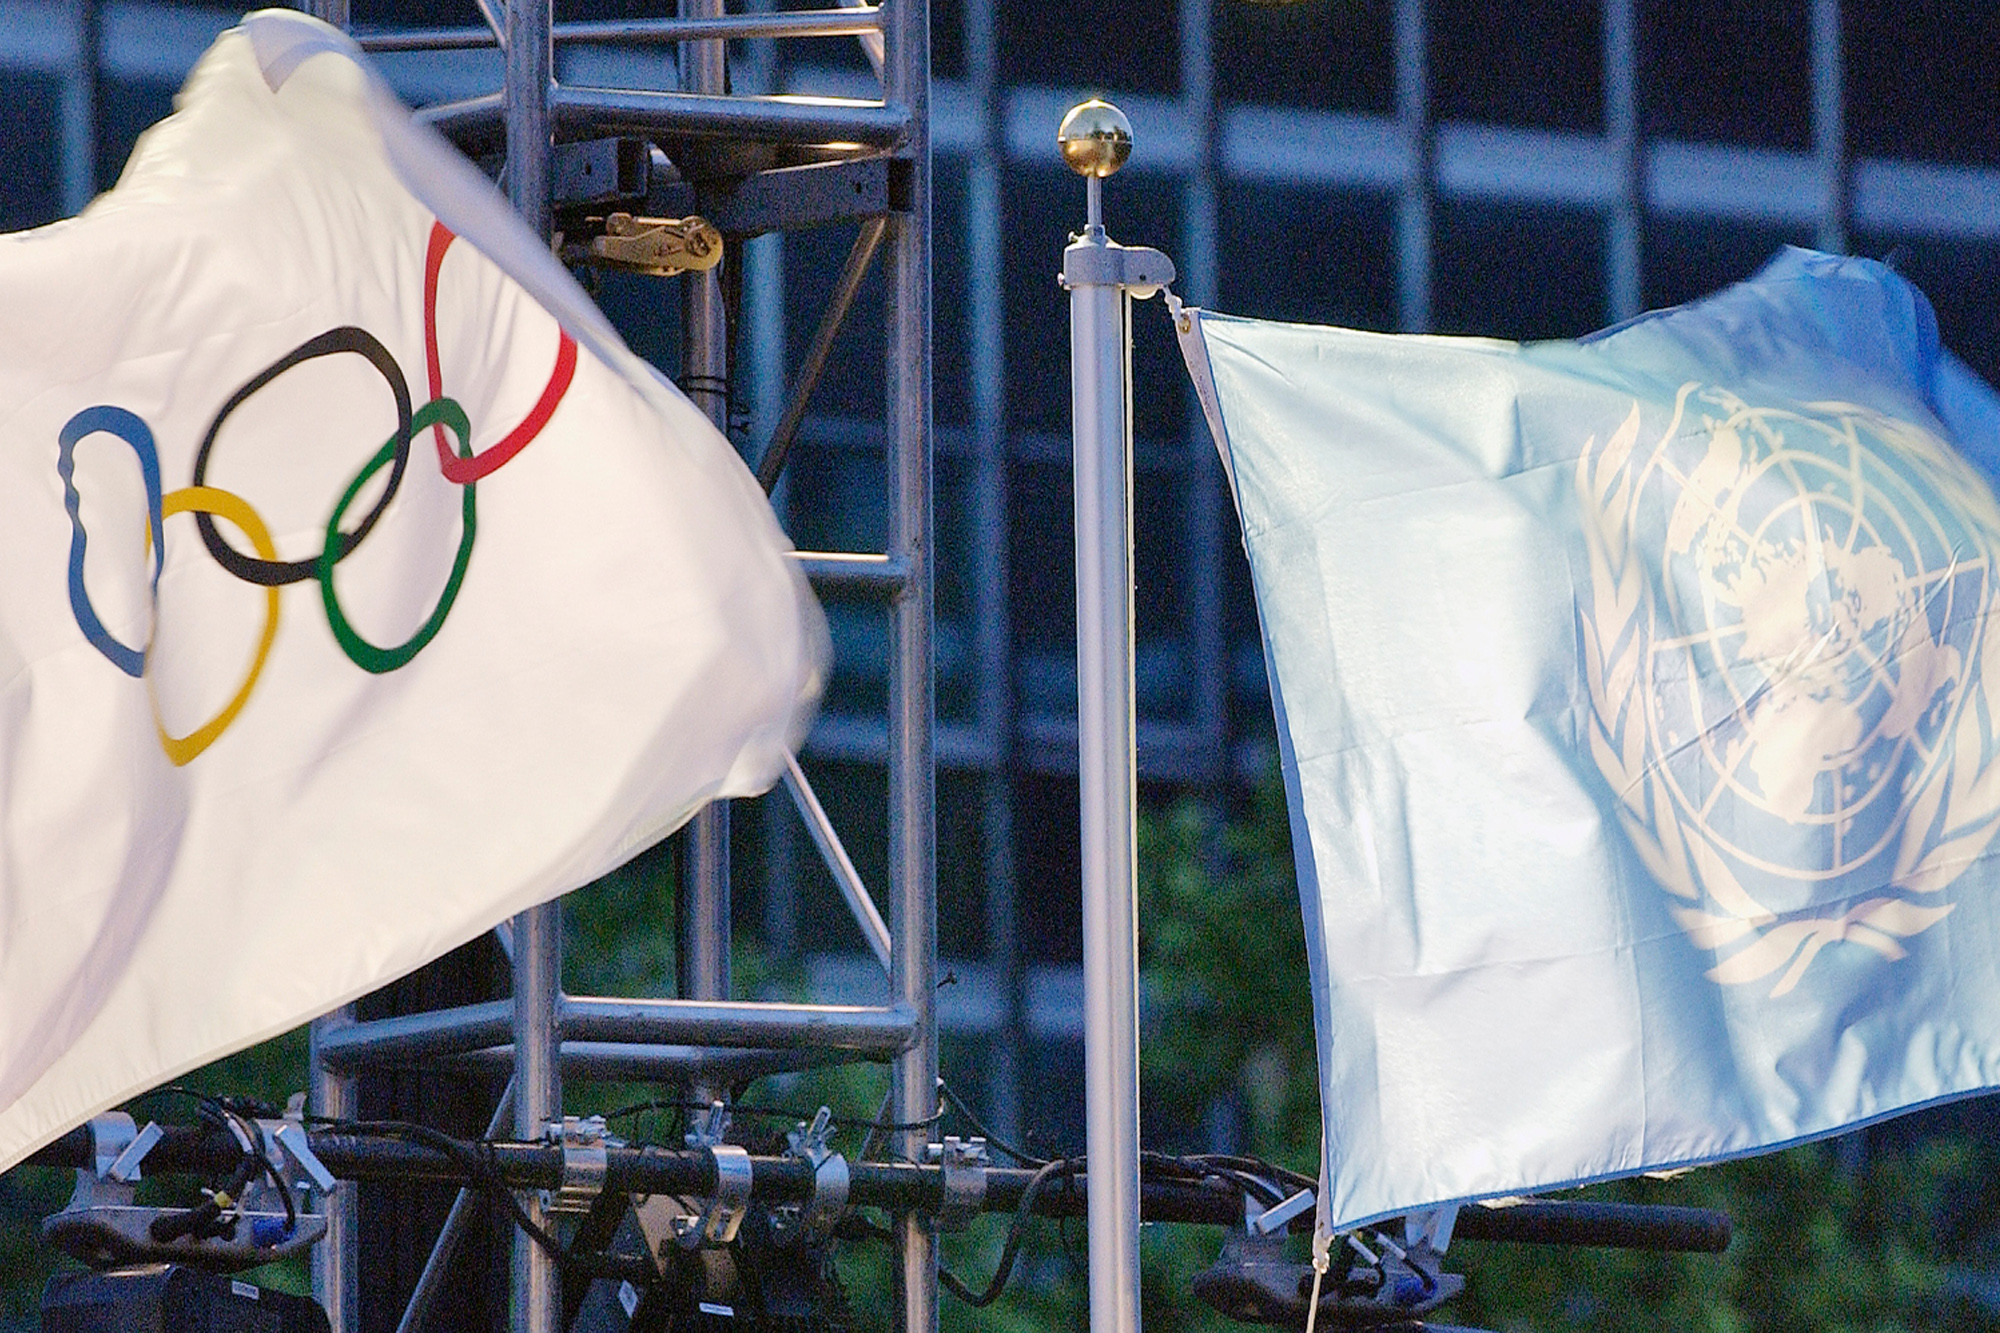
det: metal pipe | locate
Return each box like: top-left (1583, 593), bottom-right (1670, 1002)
top-left (791, 550), bottom-right (911, 595)
top-left (20, 1127), bottom-right (1734, 1253)
top-left (354, 8), bottom-right (883, 51)
top-left (882, 0), bottom-right (938, 1327)
top-left (511, 905), bottom-right (562, 1333)
top-left (550, 86), bottom-right (910, 147)
top-left (1069, 174), bottom-right (1143, 1333)
top-left (308, 1006), bottom-right (359, 1333)
top-left (676, 0), bottom-right (733, 1078)
top-left (1811, 0), bottom-right (1847, 254)
top-left (395, 1081), bottom-right (515, 1333)
top-left (785, 752), bottom-right (894, 971)
top-left (756, 216), bottom-right (888, 492)
top-left (439, 1042), bottom-right (859, 1081)
top-left (60, 0), bottom-right (97, 217)
top-left (315, 996), bottom-right (918, 1067)
top-left (504, 5), bottom-right (556, 1313)
top-left (565, 996), bottom-right (917, 1050)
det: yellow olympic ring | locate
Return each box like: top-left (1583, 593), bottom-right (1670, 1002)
top-left (150, 486), bottom-right (282, 766)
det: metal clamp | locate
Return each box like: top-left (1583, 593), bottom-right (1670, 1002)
top-left (543, 1115), bottom-right (611, 1215)
top-left (673, 1145), bottom-right (753, 1248)
top-left (924, 1135), bottom-right (988, 1231)
top-left (670, 1104), bottom-right (752, 1248)
top-left (774, 1107), bottom-right (849, 1246)
top-left (1058, 241), bottom-right (1176, 297)
top-left (583, 212), bottom-right (723, 275)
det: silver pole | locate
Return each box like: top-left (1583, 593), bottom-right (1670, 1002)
top-left (510, 907), bottom-right (562, 1333)
top-left (1059, 99), bottom-right (1155, 1333)
top-left (883, 0), bottom-right (937, 1324)
top-left (678, 0), bottom-right (733, 1033)
top-left (308, 1006), bottom-right (360, 1333)
top-left (59, 0), bottom-right (97, 217)
top-left (503, 1), bottom-right (558, 1326)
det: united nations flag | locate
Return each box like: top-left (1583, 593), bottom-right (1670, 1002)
top-left (1177, 248), bottom-right (2000, 1231)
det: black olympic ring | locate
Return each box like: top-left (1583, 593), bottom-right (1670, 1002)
top-left (191, 325), bottom-right (414, 587)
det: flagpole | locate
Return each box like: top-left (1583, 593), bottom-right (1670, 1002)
top-left (1060, 99), bottom-right (1174, 1333)
top-left (504, 1), bottom-right (560, 1331)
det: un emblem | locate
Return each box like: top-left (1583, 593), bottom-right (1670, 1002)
top-left (1577, 384), bottom-right (2000, 996)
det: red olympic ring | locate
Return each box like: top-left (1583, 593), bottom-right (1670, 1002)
top-left (424, 221), bottom-right (578, 485)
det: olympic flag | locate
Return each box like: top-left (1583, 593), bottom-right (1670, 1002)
top-left (0, 13), bottom-right (823, 1169)
top-left (1177, 249), bottom-right (2000, 1230)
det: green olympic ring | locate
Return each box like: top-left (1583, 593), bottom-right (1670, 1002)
top-left (317, 397), bottom-right (476, 675)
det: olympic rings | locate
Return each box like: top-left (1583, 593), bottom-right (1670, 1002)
top-left (424, 221), bottom-right (578, 484)
top-left (56, 216), bottom-right (581, 761)
top-left (153, 487), bottom-right (282, 767)
top-left (192, 325), bottom-right (414, 587)
top-left (318, 397), bottom-right (476, 675)
top-left (59, 405), bottom-right (164, 678)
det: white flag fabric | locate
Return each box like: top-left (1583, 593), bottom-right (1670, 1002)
top-left (0, 13), bottom-right (823, 1170)
top-left (1178, 250), bottom-right (2000, 1230)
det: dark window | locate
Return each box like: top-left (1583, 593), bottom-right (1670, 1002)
top-left (785, 218), bottom-right (888, 420)
top-left (1135, 462), bottom-right (1193, 722)
top-left (1851, 232), bottom-right (2000, 388)
top-left (1848, 0), bottom-right (2000, 167)
top-left (1009, 457), bottom-right (1074, 683)
top-left (936, 454), bottom-right (979, 724)
top-left (96, 78), bottom-right (174, 192)
top-left (1431, 0), bottom-right (1603, 132)
top-left (1642, 0), bottom-right (1812, 150)
top-left (1215, 0), bottom-right (1395, 114)
top-left (1433, 201), bottom-right (1608, 340)
top-left (1217, 183), bottom-right (1397, 329)
top-left (934, 158), bottom-right (972, 429)
top-left (1014, 773), bottom-right (1081, 962)
top-left (1001, 166), bottom-right (1078, 436)
top-left (997, 0), bottom-right (1180, 96)
top-left (1642, 216), bottom-right (1812, 312)
top-left (0, 74), bottom-right (61, 231)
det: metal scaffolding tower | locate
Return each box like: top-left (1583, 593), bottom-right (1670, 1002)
top-left (291, 1), bottom-right (936, 1330)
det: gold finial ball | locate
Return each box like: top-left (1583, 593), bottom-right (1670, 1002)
top-left (1058, 99), bottom-right (1133, 179)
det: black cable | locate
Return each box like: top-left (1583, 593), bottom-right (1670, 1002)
top-left (936, 1157), bottom-right (1081, 1309)
top-left (937, 1078), bottom-right (1047, 1167)
top-left (602, 1097), bottom-right (942, 1136)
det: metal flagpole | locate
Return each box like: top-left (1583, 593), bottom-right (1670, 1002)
top-left (1059, 99), bottom-right (1174, 1333)
top-left (504, 1), bottom-right (561, 1330)
top-left (677, 0), bottom-right (734, 1034)
top-left (885, 0), bottom-right (938, 1325)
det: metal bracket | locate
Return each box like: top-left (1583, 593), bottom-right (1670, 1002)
top-left (542, 1115), bottom-right (611, 1215)
top-left (577, 212), bottom-right (723, 275)
top-left (773, 1107), bottom-right (849, 1246)
top-left (1252, 1186), bottom-right (1315, 1236)
top-left (673, 1145), bottom-right (752, 1248)
top-left (924, 1135), bottom-right (988, 1232)
top-left (1059, 241), bottom-right (1176, 297)
top-left (669, 1103), bottom-right (752, 1248)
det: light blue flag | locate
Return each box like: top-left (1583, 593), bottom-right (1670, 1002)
top-left (1175, 248), bottom-right (2000, 1231)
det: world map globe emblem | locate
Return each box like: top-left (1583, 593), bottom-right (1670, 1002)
top-left (1577, 384), bottom-right (2000, 994)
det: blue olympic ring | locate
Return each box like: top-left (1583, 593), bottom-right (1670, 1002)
top-left (58, 405), bottom-right (164, 678)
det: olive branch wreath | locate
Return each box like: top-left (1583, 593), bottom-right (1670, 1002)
top-left (1574, 386), bottom-right (2000, 997)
